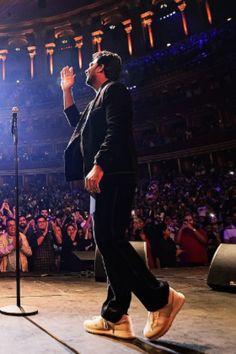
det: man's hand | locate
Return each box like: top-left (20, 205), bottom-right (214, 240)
top-left (85, 165), bottom-right (104, 194)
top-left (60, 66), bottom-right (75, 91)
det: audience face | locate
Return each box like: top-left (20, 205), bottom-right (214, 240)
top-left (163, 226), bottom-right (171, 239)
top-left (7, 220), bottom-right (16, 236)
top-left (40, 209), bottom-right (48, 219)
top-left (183, 215), bottom-right (194, 227)
top-left (66, 225), bottom-right (76, 238)
top-left (19, 216), bottom-right (27, 228)
top-left (36, 217), bottom-right (47, 232)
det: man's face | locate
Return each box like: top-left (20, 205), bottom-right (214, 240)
top-left (184, 216), bottom-right (194, 226)
top-left (67, 225), bottom-right (75, 238)
top-left (19, 216), bottom-right (27, 228)
top-left (85, 59), bottom-right (98, 87)
top-left (40, 209), bottom-right (48, 218)
top-left (37, 218), bottom-right (47, 231)
top-left (7, 220), bottom-right (16, 236)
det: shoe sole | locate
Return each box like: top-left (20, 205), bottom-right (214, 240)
top-left (145, 292), bottom-right (185, 340)
top-left (84, 327), bottom-right (135, 339)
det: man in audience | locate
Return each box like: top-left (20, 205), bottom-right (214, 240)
top-left (31, 215), bottom-right (62, 273)
top-left (177, 214), bottom-right (208, 266)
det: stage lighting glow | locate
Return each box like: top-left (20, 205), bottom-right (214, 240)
top-left (16, 80), bottom-right (20, 84)
top-left (109, 25), bottom-right (116, 30)
top-left (229, 171), bottom-right (234, 175)
top-left (166, 43), bottom-right (171, 47)
top-left (227, 18), bottom-right (232, 22)
top-left (15, 48), bottom-right (21, 52)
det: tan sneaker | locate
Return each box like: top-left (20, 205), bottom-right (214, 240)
top-left (143, 288), bottom-right (185, 340)
top-left (83, 314), bottom-right (135, 339)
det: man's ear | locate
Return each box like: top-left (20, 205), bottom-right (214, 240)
top-left (96, 64), bottom-right (104, 73)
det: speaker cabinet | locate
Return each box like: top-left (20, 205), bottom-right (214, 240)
top-left (94, 241), bottom-right (147, 282)
top-left (207, 244), bottom-right (236, 291)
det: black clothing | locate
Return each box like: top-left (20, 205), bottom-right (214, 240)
top-left (156, 238), bottom-right (177, 268)
top-left (60, 233), bottom-right (80, 271)
top-left (64, 81), bottom-right (137, 181)
top-left (64, 81), bottom-right (169, 322)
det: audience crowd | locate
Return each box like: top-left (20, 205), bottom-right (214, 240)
top-left (0, 167), bottom-right (235, 273)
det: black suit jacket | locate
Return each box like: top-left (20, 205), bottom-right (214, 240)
top-left (64, 81), bottom-right (137, 182)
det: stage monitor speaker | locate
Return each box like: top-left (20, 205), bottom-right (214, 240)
top-left (207, 244), bottom-right (236, 291)
top-left (94, 241), bottom-right (147, 282)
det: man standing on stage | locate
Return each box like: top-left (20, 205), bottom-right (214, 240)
top-left (60, 50), bottom-right (185, 340)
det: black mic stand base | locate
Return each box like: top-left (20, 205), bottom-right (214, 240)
top-left (0, 305), bottom-right (38, 316)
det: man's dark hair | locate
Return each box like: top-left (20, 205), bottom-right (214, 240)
top-left (6, 218), bottom-right (15, 227)
top-left (35, 215), bottom-right (47, 223)
top-left (93, 50), bottom-right (122, 81)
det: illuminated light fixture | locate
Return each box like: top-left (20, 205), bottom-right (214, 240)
top-left (166, 43), bottom-right (171, 47)
top-left (174, 0), bottom-right (188, 35)
top-left (16, 80), bottom-right (20, 84)
top-left (227, 17), bottom-right (232, 22)
top-left (141, 11), bottom-right (154, 48)
top-left (45, 42), bottom-right (56, 75)
top-left (61, 39), bottom-right (68, 44)
top-left (74, 36), bottom-right (83, 69)
top-left (92, 30), bottom-right (104, 52)
top-left (109, 25), bottom-right (116, 30)
top-left (0, 49), bottom-right (8, 80)
top-left (122, 19), bottom-right (133, 55)
top-left (205, 0), bottom-right (212, 25)
top-left (27, 46), bottom-right (36, 79)
top-left (15, 48), bottom-right (21, 51)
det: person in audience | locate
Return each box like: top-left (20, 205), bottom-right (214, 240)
top-left (204, 222), bottom-right (221, 263)
top-left (155, 224), bottom-right (179, 268)
top-left (222, 215), bottom-right (236, 244)
top-left (31, 215), bottom-right (62, 273)
top-left (60, 223), bottom-right (80, 271)
top-left (176, 214), bottom-right (208, 266)
top-left (0, 218), bottom-right (32, 272)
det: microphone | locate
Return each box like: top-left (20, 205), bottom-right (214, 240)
top-left (11, 106), bottom-right (19, 135)
top-left (12, 106), bottom-right (19, 115)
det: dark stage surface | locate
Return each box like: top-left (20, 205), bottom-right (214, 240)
top-left (0, 267), bottom-right (235, 354)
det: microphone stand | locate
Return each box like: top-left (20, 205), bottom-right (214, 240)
top-left (0, 108), bottom-right (38, 316)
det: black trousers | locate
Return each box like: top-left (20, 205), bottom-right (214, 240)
top-left (92, 176), bottom-right (169, 323)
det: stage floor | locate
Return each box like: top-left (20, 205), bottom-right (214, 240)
top-left (0, 267), bottom-right (235, 354)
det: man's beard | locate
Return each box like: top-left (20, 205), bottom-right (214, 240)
top-left (86, 74), bottom-right (95, 87)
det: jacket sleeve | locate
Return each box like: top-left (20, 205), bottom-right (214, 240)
top-left (0, 237), bottom-right (15, 257)
top-left (64, 104), bottom-right (81, 128)
top-left (94, 83), bottom-right (132, 171)
top-left (20, 233), bottom-right (32, 257)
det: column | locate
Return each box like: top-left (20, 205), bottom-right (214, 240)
top-left (0, 50), bottom-right (8, 80)
top-left (92, 30), bottom-right (103, 52)
top-left (205, 0), bottom-right (212, 24)
top-left (45, 43), bottom-right (56, 75)
top-left (74, 36), bottom-right (84, 69)
top-left (174, 0), bottom-right (188, 35)
top-left (177, 158), bottom-right (182, 174)
top-left (141, 11), bottom-right (154, 48)
top-left (27, 46), bottom-right (36, 79)
top-left (122, 19), bottom-right (133, 56)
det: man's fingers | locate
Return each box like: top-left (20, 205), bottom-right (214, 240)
top-left (85, 177), bottom-right (101, 194)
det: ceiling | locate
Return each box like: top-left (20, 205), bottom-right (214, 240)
top-left (0, 0), bottom-right (136, 38)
